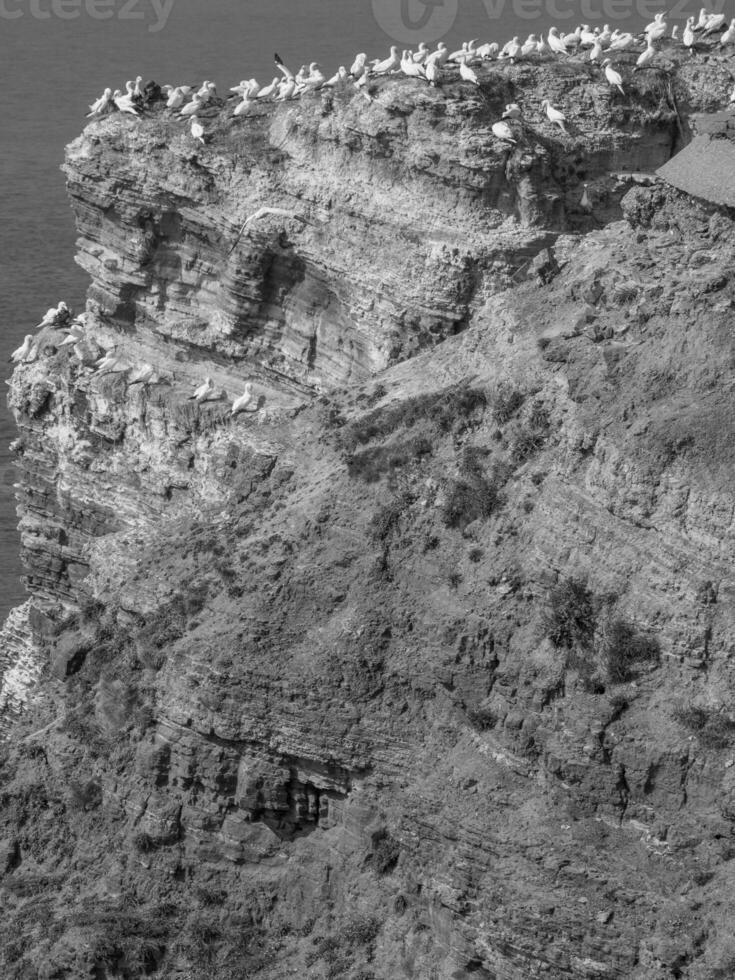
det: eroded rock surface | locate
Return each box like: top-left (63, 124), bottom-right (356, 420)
top-left (2, 53), bottom-right (735, 980)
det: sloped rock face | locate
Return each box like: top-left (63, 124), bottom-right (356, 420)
top-left (3, 54), bottom-right (735, 980)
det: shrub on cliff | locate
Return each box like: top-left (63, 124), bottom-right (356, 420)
top-left (603, 618), bottom-right (660, 683)
top-left (545, 578), bottom-right (596, 650)
top-left (347, 433), bottom-right (433, 481)
top-left (673, 704), bottom-right (735, 748)
top-left (341, 384), bottom-right (487, 452)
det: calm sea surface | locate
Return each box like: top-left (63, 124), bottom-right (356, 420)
top-left (0, 0), bottom-right (660, 622)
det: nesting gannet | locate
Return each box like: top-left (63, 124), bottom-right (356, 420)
top-left (448, 41), bottom-right (469, 62)
top-left (373, 46), bottom-right (400, 75)
top-left (536, 36), bottom-right (549, 56)
top-left (683, 17), bottom-right (696, 49)
top-left (492, 121), bottom-right (517, 143)
top-left (190, 377), bottom-right (222, 403)
top-left (9, 336), bottom-right (35, 364)
top-left (521, 35), bottom-right (538, 57)
top-left (425, 59), bottom-right (441, 86)
top-left (477, 42), bottom-right (498, 60)
top-left (133, 76), bottom-right (144, 98)
top-left (231, 383), bottom-right (255, 415)
top-left (703, 12), bottom-right (726, 35)
top-left (646, 14), bottom-right (668, 42)
top-left (542, 99), bottom-right (568, 133)
top-left (350, 53), bottom-right (368, 79)
top-left (548, 28), bottom-right (569, 56)
top-left (602, 60), bottom-right (625, 95)
top-left (302, 63), bottom-right (326, 91)
top-left (694, 6), bottom-right (710, 30)
top-left (35, 302), bottom-right (69, 329)
top-left (401, 50), bottom-right (427, 80)
top-left (721, 19), bottom-right (735, 44)
top-left (113, 89), bottom-right (139, 115)
top-left (426, 42), bottom-right (450, 66)
top-left (276, 79), bottom-right (297, 101)
top-left (413, 43), bottom-right (430, 64)
top-left (505, 36), bottom-right (523, 62)
top-left (502, 103), bottom-right (521, 119)
top-left (323, 68), bottom-right (349, 90)
top-left (128, 363), bottom-right (158, 385)
top-left (257, 77), bottom-right (282, 98)
top-left (95, 350), bottom-right (128, 373)
top-left (608, 32), bottom-right (634, 51)
top-left (579, 24), bottom-right (596, 47)
top-left (87, 88), bottom-right (113, 117)
top-left (60, 325), bottom-right (84, 347)
top-left (180, 94), bottom-right (204, 116)
top-left (459, 57), bottom-right (480, 86)
top-left (166, 86), bottom-right (186, 109)
top-left (190, 116), bottom-right (205, 144)
top-left (561, 27), bottom-right (582, 50)
top-left (589, 39), bottom-right (604, 63)
top-left (635, 39), bottom-right (657, 69)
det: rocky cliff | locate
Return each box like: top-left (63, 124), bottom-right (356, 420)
top-left (2, 49), bottom-right (735, 980)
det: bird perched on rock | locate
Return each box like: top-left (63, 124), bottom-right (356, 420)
top-left (180, 93), bottom-right (204, 116)
top-left (95, 350), bottom-right (129, 374)
top-left (502, 102), bottom-right (522, 119)
top-left (645, 12), bottom-right (668, 42)
top-left (547, 27), bottom-right (569, 56)
top-left (60, 322), bottom-right (86, 347)
top-left (87, 88), bottom-right (113, 117)
top-left (190, 116), bottom-right (206, 144)
top-left (231, 383), bottom-right (256, 415)
top-left (36, 302), bottom-right (69, 329)
top-left (635, 39), bottom-right (657, 69)
top-left (426, 42), bottom-right (450, 66)
top-left (322, 68), bottom-right (348, 90)
top-left (373, 45), bottom-right (401, 75)
top-left (128, 363), bottom-right (160, 385)
top-left (542, 99), bottom-right (568, 133)
top-left (9, 335), bottom-right (35, 364)
top-left (401, 50), bottom-right (427, 80)
top-left (492, 121), bottom-right (517, 143)
top-left (608, 31), bottom-right (634, 51)
top-left (425, 59), bottom-right (441, 87)
top-left (349, 52), bottom-right (368, 79)
top-left (113, 87), bottom-right (139, 115)
top-left (602, 60), bottom-right (625, 95)
top-left (413, 43), bottom-right (430, 64)
top-left (721, 18), bottom-right (735, 44)
top-left (683, 17), bottom-right (696, 50)
top-left (459, 56), bottom-right (480, 86)
top-left (703, 11), bottom-right (726, 35)
top-left (190, 377), bottom-right (224, 403)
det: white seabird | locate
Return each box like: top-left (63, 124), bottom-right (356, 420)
top-left (502, 103), bottom-right (521, 119)
top-left (60, 322), bottom-right (86, 347)
top-left (426, 60), bottom-right (441, 86)
top-left (635, 38), bottom-right (657, 69)
top-left (190, 116), bottom-right (205, 144)
top-left (492, 121), bottom-right (517, 143)
top-left (190, 376), bottom-right (216, 403)
top-left (548, 28), bottom-right (569, 56)
top-left (720, 18), bottom-right (735, 44)
top-left (87, 88), bottom-right (113, 117)
top-left (128, 363), bottom-right (158, 385)
top-left (276, 79), bottom-right (297, 101)
top-left (166, 86), bottom-right (186, 109)
top-left (113, 89), bottom-right (139, 115)
top-left (10, 335), bottom-right (35, 364)
top-left (323, 68), bottom-right (349, 90)
top-left (608, 32), bottom-right (634, 51)
top-left (302, 63), bottom-right (326, 91)
top-left (373, 46), bottom-right (400, 75)
top-left (36, 302), bottom-right (69, 329)
top-left (401, 50), bottom-right (427, 80)
top-left (350, 53), bottom-right (368, 79)
top-left (542, 99), bottom-right (568, 133)
top-left (413, 43), bottom-right (430, 64)
top-left (257, 77), bottom-right (282, 98)
top-left (426, 42), bottom-right (450, 66)
top-left (602, 60), bottom-right (625, 95)
top-left (459, 57), bottom-right (480, 86)
top-left (95, 350), bottom-right (129, 374)
top-left (231, 383), bottom-right (256, 415)
top-left (180, 94), bottom-right (204, 116)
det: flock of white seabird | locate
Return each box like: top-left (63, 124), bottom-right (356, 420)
top-left (14, 303), bottom-right (258, 419)
top-left (84, 6), bottom-right (735, 149)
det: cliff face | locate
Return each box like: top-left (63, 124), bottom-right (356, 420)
top-left (2, 52), bottom-right (735, 980)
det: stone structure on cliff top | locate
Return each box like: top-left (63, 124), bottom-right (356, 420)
top-left (2, 49), bottom-right (735, 980)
